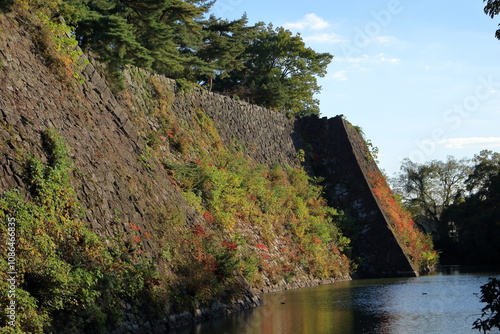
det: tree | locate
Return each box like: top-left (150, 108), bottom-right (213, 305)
top-left (196, 14), bottom-right (262, 89)
top-left (392, 156), bottom-right (472, 231)
top-left (72, 11), bottom-right (154, 69)
top-left (213, 24), bottom-right (333, 116)
top-left (441, 150), bottom-right (500, 264)
top-left (483, 0), bottom-right (500, 39)
top-left (394, 151), bottom-right (500, 265)
top-left (59, 1), bottom-right (332, 113)
top-left (466, 150), bottom-right (500, 196)
top-left (62, 0), bottom-right (212, 79)
top-left (473, 277), bottom-right (500, 333)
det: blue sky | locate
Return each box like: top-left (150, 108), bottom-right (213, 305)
top-left (210, 0), bottom-right (500, 177)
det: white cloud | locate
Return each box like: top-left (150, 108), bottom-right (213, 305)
top-left (332, 70), bottom-right (348, 81)
top-left (433, 137), bottom-right (500, 149)
top-left (335, 53), bottom-right (400, 65)
top-left (369, 36), bottom-right (400, 45)
top-left (417, 60), bottom-right (454, 71)
top-left (374, 53), bottom-right (400, 64)
top-left (335, 55), bottom-right (370, 64)
top-left (284, 14), bottom-right (330, 31)
top-left (304, 33), bottom-right (347, 44)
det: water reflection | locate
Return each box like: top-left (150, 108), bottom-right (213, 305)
top-left (167, 267), bottom-right (499, 334)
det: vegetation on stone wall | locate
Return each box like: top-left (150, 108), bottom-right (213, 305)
top-left (11, 0), bottom-right (87, 84)
top-left (367, 171), bottom-right (439, 272)
top-left (135, 75), bottom-right (353, 285)
top-left (351, 124), bottom-right (380, 164)
top-left (167, 155), bottom-right (353, 282)
top-left (123, 67), bottom-right (353, 296)
top-left (0, 75), bottom-right (353, 331)
top-left (0, 129), bottom-right (163, 333)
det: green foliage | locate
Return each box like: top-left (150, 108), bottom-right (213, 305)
top-left (441, 150), bottom-right (500, 265)
top-left (483, 0), bottom-right (500, 39)
top-left (349, 123), bottom-right (379, 163)
top-left (138, 147), bottom-right (155, 175)
top-left (394, 151), bottom-right (500, 265)
top-left (296, 149), bottom-right (306, 163)
top-left (18, 0), bottom-right (333, 115)
top-left (466, 150), bottom-right (500, 195)
top-left (175, 78), bottom-right (197, 93)
top-left (196, 14), bottom-right (261, 89)
top-left (154, 102), bottom-right (352, 283)
top-left (213, 24), bottom-right (332, 116)
top-left (14, 0), bottom-right (88, 83)
top-left (365, 139), bottom-right (379, 164)
top-left (0, 129), bottom-right (160, 332)
top-left (61, 0), bottom-right (211, 80)
top-left (392, 156), bottom-right (472, 229)
top-left (473, 277), bottom-right (500, 333)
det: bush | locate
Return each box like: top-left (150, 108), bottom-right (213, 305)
top-left (13, 0), bottom-right (88, 83)
top-left (0, 129), bottom-right (159, 332)
top-left (163, 106), bottom-right (354, 282)
top-left (367, 171), bottom-right (438, 271)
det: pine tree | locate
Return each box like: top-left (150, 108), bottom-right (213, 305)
top-left (213, 24), bottom-right (333, 116)
top-left (196, 14), bottom-right (261, 89)
top-left (62, 0), bottom-right (212, 79)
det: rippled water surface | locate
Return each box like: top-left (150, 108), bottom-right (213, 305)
top-left (167, 267), bottom-right (499, 334)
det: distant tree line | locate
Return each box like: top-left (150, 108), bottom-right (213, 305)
top-left (391, 150), bottom-right (500, 265)
top-left (45, 0), bottom-right (332, 116)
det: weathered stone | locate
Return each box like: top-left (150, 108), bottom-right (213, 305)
top-left (0, 9), bottom-right (417, 333)
top-left (296, 116), bottom-right (418, 277)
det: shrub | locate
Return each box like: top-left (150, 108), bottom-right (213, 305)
top-left (13, 0), bottom-right (88, 83)
top-left (163, 107), bottom-right (354, 282)
top-left (367, 171), bottom-right (438, 271)
top-left (0, 129), bottom-right (159, 332)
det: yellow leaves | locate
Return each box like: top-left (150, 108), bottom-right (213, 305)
top-left (17, 0), bottom-right (88, 83)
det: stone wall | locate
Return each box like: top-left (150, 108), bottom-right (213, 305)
top-left (0, 9), bottom-right (418, 332)
top-left (0, 13), bottom-right (265, 332)
top-left (0, 14), bottom-right (197, 257)
top-left (295, 116), bottom-right (417, 277)
top-left (173, 89), bottom-right (301, 168)
top-left (0, 12), bottom-right (415, 278)
top-left (119, 67), bottom-right (301, 169)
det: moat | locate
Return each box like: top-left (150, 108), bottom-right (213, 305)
top-left (167, 266), bottom-right (499, 334)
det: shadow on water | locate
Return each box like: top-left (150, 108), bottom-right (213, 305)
top-left (166, 266), bottom-right (500, 334)
top-left (439, 264), bottom-right (500, 275)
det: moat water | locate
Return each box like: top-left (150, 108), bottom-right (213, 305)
top-left (167, 266), bottom-right (499, 334)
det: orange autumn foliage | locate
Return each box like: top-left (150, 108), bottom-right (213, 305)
top-left (367, 171), bottom-right (438, 271)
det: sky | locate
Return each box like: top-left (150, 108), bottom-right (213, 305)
top-left (209, 0), bottom-right (500, 177)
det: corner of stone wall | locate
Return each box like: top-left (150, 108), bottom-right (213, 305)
top-left (294, 115), bottom-right (417, 278)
